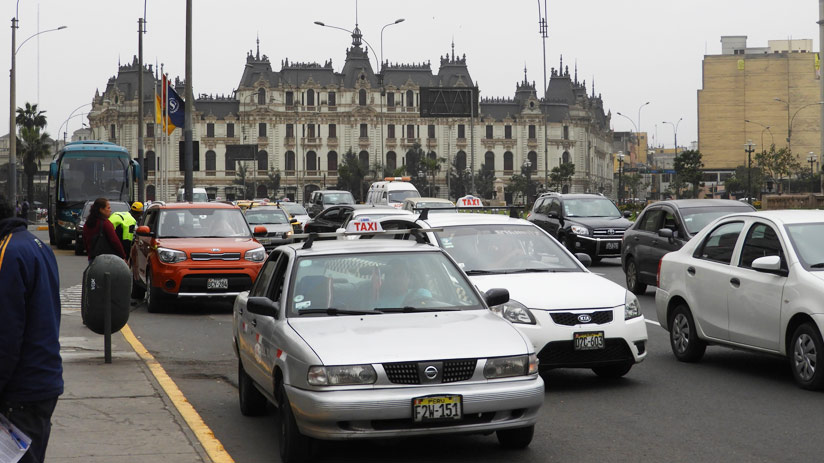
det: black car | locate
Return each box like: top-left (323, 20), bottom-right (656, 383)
top-left (75, 200), bottom-right (131, 255)
top-left (305, 190), bottom-right (355, 218)
top-left (527, 193), bottom-right (632, 263)
top-left (620, 199), bottom-right (756, 294)
top-left (302, 204), bottom-right (380, 235)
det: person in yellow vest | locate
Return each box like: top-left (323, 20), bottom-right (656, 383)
top-left (109, 202), bottom-right (142, 261)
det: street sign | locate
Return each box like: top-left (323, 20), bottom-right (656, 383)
top-left (419, 87), bottom-right (478, 118)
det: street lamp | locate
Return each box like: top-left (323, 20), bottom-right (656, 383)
top-left (523, 159), bottom-right (532, 206)
top-left (8, 13), bottom-right (67, 205)
top-left (773, 98), bottom-right (824, 152)
top-left (56, 103), bottom-right (93, 154)
top-left (744, 140), bottom-right (756, 205)
top-left (808, 152), bottom-right (817, 193)
top-left (616, 151), bottom-right (625, 205)
top-left (744, 119), bottom-right (773, 152)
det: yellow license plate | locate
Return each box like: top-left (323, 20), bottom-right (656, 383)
top-left (412, 395), bottom-right (462, 422)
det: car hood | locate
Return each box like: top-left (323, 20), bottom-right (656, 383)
top-left (567, 216), bottom-right (632, 229)
top-left (468, 272), bottom-right (626, 310)
top-left (155, 237), bottom-right (263, 251)
top-left (288, 310), bottom-right (530, 365)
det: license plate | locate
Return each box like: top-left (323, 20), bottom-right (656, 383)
top-left (412, 395), bottom-right (462, 422)
top-left (574, 331), bottom-right (605, 350)
top-left (605, 242), bottom-right (620, 250)
top-left (207, 278), bottom-right (229, 289)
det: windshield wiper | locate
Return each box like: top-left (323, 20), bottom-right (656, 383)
top-left (501, 268), bottom-right (556, 274)
top-left (810, 263), bottom-right (824, 268)
top-left (375, 306), bottom-right (460, 313)
top-left (298, 308), bottom-right (381, 316)
top-left (464, 269), bottom-right (500, 275)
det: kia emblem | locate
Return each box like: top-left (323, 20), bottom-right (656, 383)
top-left (211, 248), bottom-right (221, 252)
top-left (578, 314), bottom-right (592, 323)
top-left (424, 365), bottom-right (439, 379)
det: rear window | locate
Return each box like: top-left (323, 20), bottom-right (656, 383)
top-left (322, 192), bottom-right (355, 205)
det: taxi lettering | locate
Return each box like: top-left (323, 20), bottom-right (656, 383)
top-left (353, 221), bottom-right (379, 232)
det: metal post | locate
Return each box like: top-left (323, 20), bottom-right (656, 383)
top-left (820, 0), bottom-right (824, 193)
top-left (470, 88), bottom-right (476, 195)
top-left (9, 17), bottom-right (17, 206)
top-left (744, 140), bottom-right (755, 205)
top-left (137, 18), bottom-right (145, 203)
top-left (183, 0), bottom-right (193, 201)
top-left (538, 0), bottom-right (549, 190)
top-left (104, 272), bottom-right (112, 364)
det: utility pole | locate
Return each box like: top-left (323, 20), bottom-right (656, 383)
top-left (538, 0), bottom-right (549, 191)
top-left (137, 17), bottom-right (145, 203)
top-left (820, 0), bottom-right (824, 192)
top-left (183, 0), bottom-right (193, 201)
top-left (745, 140), bottom-right (756, 205)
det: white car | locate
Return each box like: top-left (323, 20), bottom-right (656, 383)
top-left (655, 210), bottom-right (824, 390)
top-left (375, 213), bottom-right (649, 378)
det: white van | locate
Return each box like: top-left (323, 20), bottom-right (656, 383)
top-left (366, 177), bottom-right (421, 208)
top-left (176, 187), bottom-right (209, 202)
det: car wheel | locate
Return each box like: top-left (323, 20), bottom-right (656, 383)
top-left (74, 238), bottom-right (84, 255)
top-left (130, 274), bottom-right (145, 299)
top-left (625, 258), bottom-right (647, 295)
top-left (496, 424), bottom-right (534, 449)
top-left (277, 383), bottom-right (313, 463)
top-left (790, 323), bottom-right (824, 390)
top-left (146, 270), bottom-right (165, 314)
top-left (590, 255), bottom-right (602, 264)
top-left (669, 304), bottom-right (706, 362)
top-left (238, 361), bottom-right (268, 416)
top-left (592, 362), bottom-right (633, 378)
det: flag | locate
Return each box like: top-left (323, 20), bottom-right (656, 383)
top-left (166, 80), bottom-right (185, 134)
top-left (155, 94), bottom-right (163, 125)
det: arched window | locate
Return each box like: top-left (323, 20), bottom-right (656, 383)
top-left (428, 150), bottom-right (437, 160)
top-left (359, 89), bottom-right (367, 106)
top-left (306, 150), bottom-right (317, 171)
top-left (359, 150), bottom-right (369, 168)
top-left (257, 88), bottom-right (266, 105)
top-left (484, 151), bottom-right (495, 171)
top-left (256, 184), bottom-right (268, 198)
top-left (528, 151), bottom-right (538, 172)
top-left (285, 151), bottom-right (296, 171)
top-left (562, 151), bottom-right (571, 164)
top-left (146, 150), bottom-right (156, 172)
top-left (456, 151), bottom-right (467, 172)
top-left (146, 185), bottom-right (156, 201)
top-left (205, 150), bottom-right (216, 171)
top-left (256, 150), bottom-right (268, 171)
top-left (327, 151), bottom-right (338, 171)
top-left (386, 151), bottom-right (397, 171)
top-left (504, 151), bottom-right (514, 171)
top-left (406, 90), bottom-right (414, 107)
top-left (307, 89), bottom-right (315, 106)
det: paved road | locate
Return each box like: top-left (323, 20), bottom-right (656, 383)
top-left (50, 236), bottom-right (824, 462)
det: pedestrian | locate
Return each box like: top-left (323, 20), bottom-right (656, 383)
top-left (0, 199), bottom-right (63, 463)
top-left (82, 198), bottom-right (126, 262)
top-left (108, 201), bottom-right (142, 262)
top-left (21, 200), bottom-right (30, 223)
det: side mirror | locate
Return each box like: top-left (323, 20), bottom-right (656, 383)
top-left (135, 225), bottom-right (153, 237)
top-left (623, 211), bottom-right (632, 218)
top-left (548, 211), bottom-right (559, 219)
top-left (751, 255), bottom-right (788, 276)
top-left (484, 288), bottom-right (510, 307)
top-left (246, 296), bottom-right (279, 318)
top-left (575, 253), bottom-right (592, 268)
top-left (290, 218), bottom-right (299, 224)
top-left (253, 226), bottom-right (268, 236)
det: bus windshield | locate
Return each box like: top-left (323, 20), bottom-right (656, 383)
top-left (58, 155), bottom-right (131, 203)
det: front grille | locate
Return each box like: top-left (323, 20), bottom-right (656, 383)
top-left (383, 359), bottom-right (478, 384)
top-left (178, 274), bottom-right (253, 293)
top-left (190, 252), bottom-right (241, 261)
top-left (592, 228), bottom-right (625, 237)
top-left (365, 412), bottom-right (496, 431)
top-left (537, 339), bottom-right (633, 368)
top-left (550, 310), bottom-right (613, 326)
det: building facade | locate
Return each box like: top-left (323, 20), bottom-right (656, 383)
top-left (87, 35), bottom-right (615, 203)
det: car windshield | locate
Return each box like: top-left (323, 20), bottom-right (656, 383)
top-left (289, 251), bottom-right (483, 316)
top-left (279, 203), bottom-right (307, 216)
top-left (434, 224), bottom-right (582, 273)
top-left (388, 190), bottom-right (420, 203)
top-left (157, 208), bottom-right (251, 238)
top-left (563, 198), bottom-right (621, 218)
top-left (784, 222), bottom-right (824, 271)
top-left (323, 192), bottom-right (354, 205)
top-left (680, 206), bottom-right (755, 234)
top-left (245, 209), bottom-right (289, 225)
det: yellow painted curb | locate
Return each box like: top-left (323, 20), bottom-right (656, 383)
top-left (37, 226), bottom-right (48, 230)
top-left (121, 324), bottom-right (235, 463)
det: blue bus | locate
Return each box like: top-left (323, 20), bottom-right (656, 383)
top-left (48, 140), bottom-right (141, 248)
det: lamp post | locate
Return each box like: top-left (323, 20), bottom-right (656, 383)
top-left (537, 0), bottom-right (549, 190)
top-left (616, 151), bottom-right (625, 205)
top-left (662, 118), bottom-right (681, 200)
top-left (523, 159), bottom-right (532, 206)
top-left (774, 98), bottom-right (824, 153)
top-left (616, 111), bottom-right (638, 166)
top-left (808, 152), bottom-right (817, 193)
top-left (8, 10), bottom-right (67, 205)
top-left (56, 103), bottom-right (93, 155)
top-left (744, 119), bottom-right (773, 152)
top-left (744, 140), bottom-right (756, 205)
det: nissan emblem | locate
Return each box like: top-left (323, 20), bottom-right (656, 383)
top-left (424, 365), bottom-right (439, 380)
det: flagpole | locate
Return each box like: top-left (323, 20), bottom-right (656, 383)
top-left (153, 61), bottom-right (158, 201)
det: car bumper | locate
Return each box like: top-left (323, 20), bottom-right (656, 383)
top-left (285, 376), bottom-right (544, 440)
top-left (570, 235), bottom-right (623, 258)
top-left (150, 261), bottom-right (262, 297)
top-left (517, 308), bottom-right (648, 369)
top-left (654, 287), bottom-right (671, 331)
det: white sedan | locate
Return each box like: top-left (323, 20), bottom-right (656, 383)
top-left (655, 210), bottom-right (824, 390)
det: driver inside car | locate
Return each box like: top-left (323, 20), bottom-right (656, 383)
top-left (375, 262), bottom-right (432, 308)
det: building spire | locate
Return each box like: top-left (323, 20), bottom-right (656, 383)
top-left (523, 63), bottom-right (528, 84)
top-left (559, 54), bottom-right (563, 74)
top-left (451, 37), bottom-right (455, 61)
top-left (352, 0), bottom-right (362, 47)
top-left (574, 60), bottom-right (578, 83)
top-left (256, 34), bottom-right (260, 60)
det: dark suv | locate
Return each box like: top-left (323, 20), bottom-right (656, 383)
top-left (527, 193), bottom-right (632, 262)
top-left (306, 190), bottom-right (355, 218)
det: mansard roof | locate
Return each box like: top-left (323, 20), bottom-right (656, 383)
top-left (435, 53), bottom-right (474, 88)
top-left (382, 62), bottom-right (435, 88)
top-left (195, 96), bottom-right (239, 120)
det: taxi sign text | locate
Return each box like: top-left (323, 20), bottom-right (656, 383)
top-left (345, 217), bottom-right (384, 233)
top-left (457, 195), bottom-right (481, 207)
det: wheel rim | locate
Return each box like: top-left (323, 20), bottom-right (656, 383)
top-left (146, 272), bottom-right (153, 306)
top-left (793, 333), bottom-right (817, 382)
top-left (627, 261), bottom-right (637, 288)
top-left (672, 313), bottom-right (690, 354)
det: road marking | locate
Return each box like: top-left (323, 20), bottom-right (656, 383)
top-left (121, 325), bottom-right (235, 463)
top-left (645, 319), bottom-right (661, 327)
top-left (60, 284), bottom-right (83, 312)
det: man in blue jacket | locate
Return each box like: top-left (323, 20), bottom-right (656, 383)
top-left (0, 200), bottom-right (63, 463)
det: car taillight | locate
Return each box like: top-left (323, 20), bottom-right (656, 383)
top-left (656, 258), bottom-right (663, 287)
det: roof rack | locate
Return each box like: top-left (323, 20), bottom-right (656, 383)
top-left (416, 206), bottom-right (524, 220)
top-left (293, 227), bottom-right (444, 249)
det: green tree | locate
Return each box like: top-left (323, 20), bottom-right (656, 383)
top-left (673, 149), bottom-right (704, 198)
top-left (266, 167), bottom-right (281, 199)
top-left (448, 159), bottom-right (472, 200)
top-left (418, 152), bottom-right (445, 197)
top-left (505, 164), bottom-right (540, 205)
top-left (723, 165), bottom-right (764, 198)
top-left (336, 149), bottom-right (369, 202)
top-left (475, 163), bottom-right (495, 199)
top-left (548, 163), bottom-right (575, 192)
top-left (15, 103), bottom-right (51, 204)
top-left (621, 173), bottom-right (647, 201)
top-left (232, 162), bottom-right (253, 199)
top-left (754, 146), bottom-right (801, 194)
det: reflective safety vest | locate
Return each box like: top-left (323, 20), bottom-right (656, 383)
top-left (109, 212), bottom-right (137, 241)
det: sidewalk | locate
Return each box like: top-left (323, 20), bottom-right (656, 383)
top-left (48, 295), bottom-right (212, 462)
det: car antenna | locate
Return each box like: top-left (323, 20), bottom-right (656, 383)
top-left (418, 208), bottom-right (430, 220)
top-left (302, 233), bottom-right (318, 249)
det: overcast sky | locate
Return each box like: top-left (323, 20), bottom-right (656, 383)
top-left (2, 0), bottom-right (820, 150)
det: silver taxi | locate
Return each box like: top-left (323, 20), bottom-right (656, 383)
top-left (232, 236), bottom-right (544, 462)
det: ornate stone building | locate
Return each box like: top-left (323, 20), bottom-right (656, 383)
top-left (87, 32), bottom-right (614, 202)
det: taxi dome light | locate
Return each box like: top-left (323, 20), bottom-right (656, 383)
top-left (384, 176), bottom-right (411, 182)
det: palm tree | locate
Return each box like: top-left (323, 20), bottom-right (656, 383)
top-left (15, 103), bottom-right (51, 204)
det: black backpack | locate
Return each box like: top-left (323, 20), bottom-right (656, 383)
top-left (89, 222), bottom-right (117, 259)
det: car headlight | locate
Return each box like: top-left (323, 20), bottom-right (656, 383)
top-left (490, 300), bottom-right (536, 325)
top-left (284, 230), bottom-right (293, 238)
top-left (570, 225), bottom-right (589, 235)
top-left (625, 291), bottom-right (641, 320)
top-left (245, 246), bottom-right (266, 262)
top-left (58, 220), bottom-right (76, 230)
top-left (483, 354), bottom-right (539, 379)
top-left (157, 247), bottom-right (187, 264)
top-left (307, 365), bottom-right (377, 386)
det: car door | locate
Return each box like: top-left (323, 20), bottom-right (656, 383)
top-left (251, 251), bottom-right (291, 395)
top-left (546, 198), bottom-right (563, 237)
top-left (646, 206), bottom-right (687, 275)
top-left (528, 198), bottom-right (548, 229)
top-left (239, 252), bottom-right (281, 386)
top-left (135, 209), bottom-right (158, 284)
top-left (727, 221), bottom-right (787, 351)
top-left (630, 207), bottom-right (664, 283)
top-left (306, 206), bottom-right (340, 233)
top-left (685, 220), bottom-right (746, 341)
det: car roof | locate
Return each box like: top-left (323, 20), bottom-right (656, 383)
top-left (315, 190), bottom-right (352, 194)
top-left (244, 205), bottom-right (286, 213)
top-left (723, 209), bottom-right (824, 225)
top-left (150, 201), bottom-right (239, 210)
top-left (351, 207), bottom-right (412, 216)
top-left (652, 199), bottom-right (755, 209)
top-left (418, 212), bottom-right (530, 227)
top-left (405, 197), bottom-right (454, 204)
top-left (283, 237), bottom-right (441, 257)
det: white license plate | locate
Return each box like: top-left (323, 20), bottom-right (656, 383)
top-left (413, 395), bottom-right (462, 422)
top-left (605, 242), bottom-right (620, 250)
top-left (207, 278), bottom-right (229, 289)
top-left (574, 331), bottom-right (605, 350)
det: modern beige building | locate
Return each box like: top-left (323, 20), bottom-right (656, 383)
top-left (699, 36), bottom-right (820, 170)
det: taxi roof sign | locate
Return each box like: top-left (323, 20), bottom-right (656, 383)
top-left (345, 217), bottom-right (384, 233)
top-left (457, 195), bottom-right (482, 207)
top-left (384, 176), bottom-right (411, 182)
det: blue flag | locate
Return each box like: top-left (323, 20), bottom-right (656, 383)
top-left (166, 83), bottom-right (185, 133)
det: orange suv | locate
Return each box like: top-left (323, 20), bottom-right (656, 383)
top-left (130, 202), bottom-right (267, 312)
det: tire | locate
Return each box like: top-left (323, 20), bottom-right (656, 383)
top-left (74, 238), bottom-right (84, 256)
top-left (625, 258), bottom-right (647, 295)
top-left (592, 362), bottom-right (633, 378)
top-left (496, 424), bottom-right (534, 449)
top-left (590, 256), bottom-right (602, 264)
top-left (130, 275), bottom-right (145, 299)
top-left (277, 383), bottom-right (313, 463)
top-left (145, 270), bottom-right (165, 314)
top-left (789, 323), bottom-right (824, 390)
top-left (669, 304), bottom-right (706, 362)
top-left (238, 361), bottom-right (268, 416)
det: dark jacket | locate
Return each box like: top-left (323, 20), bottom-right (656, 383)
top-left (0, 218), bottom-right (64, 402)
top-left (82, 217), bottom-right (126, 262)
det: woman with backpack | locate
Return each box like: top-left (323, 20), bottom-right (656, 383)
top-left (82, 197), bottom-right (126, 262)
